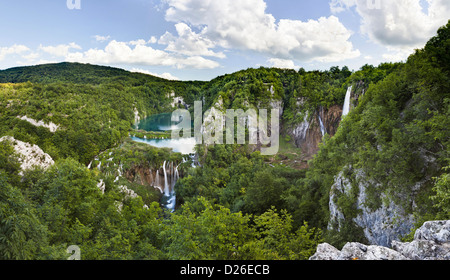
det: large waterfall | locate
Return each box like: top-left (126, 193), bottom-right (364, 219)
top-left (318, 111), bottom-right (326, 137)
top-left (342, 86), bottom-right (352, 116)
top-left (153, 160), bottom-right (180, 212)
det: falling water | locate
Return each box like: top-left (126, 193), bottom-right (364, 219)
top-left (157, 160), bottom-right (176, 212)
top-left (318, 114), bottom-right (326, 137)
top-left (163, 161), bottom-right (169, 196)
top-left (343, 86), bottom-right (352, 116)
top-left (154, 169), bottom-right (163, 193)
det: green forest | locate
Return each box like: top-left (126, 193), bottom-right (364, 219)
top-left (0, 21), bottom-right (449, 260)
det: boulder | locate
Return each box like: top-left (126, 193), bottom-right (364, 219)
top-left (310, 220), bottom-right (450, 260)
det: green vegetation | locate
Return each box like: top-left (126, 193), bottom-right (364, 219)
top-left (0, 21), bottom-right (448, 259)
top-left (296, 21), bottom-right (450, 246)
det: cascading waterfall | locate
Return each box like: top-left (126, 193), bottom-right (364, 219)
top-left (318, 114), bottom-right (326, 137)
top-left (343, 86), bottom-right (352, 116)
top-left (159, 160), bottom-right (177, 212)
top-left (149, 160), bottom-right (184, 212)
top-left (154, 169), bottom-right (163, 193)
top-left (163, 161), bottom-right (169, 196)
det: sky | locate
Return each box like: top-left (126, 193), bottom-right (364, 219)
top-left (0, 0), bottom-right (448, 81)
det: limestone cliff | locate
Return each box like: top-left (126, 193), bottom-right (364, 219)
top-left (0, 136), bottom-right (54, 175)
top-left (290, 104), bottom-right (343, 162)
top-left (328, 169), bottom-right (416, 247)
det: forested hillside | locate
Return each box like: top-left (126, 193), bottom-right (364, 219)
top-left (0, 21), bottom-right (448, 260)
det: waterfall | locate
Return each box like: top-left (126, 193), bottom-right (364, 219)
top-left (155, 170), bottom-right (161, 192)
top-left (343, 86), bottom-right (352, 116)
top-left (318, 114), bottom-right (326, 137)
top-left (149, 160), bottom-right (181, 212)
top-left (154, 169), bottom-right (163, 193)
top-left (163, 161), bottom-right (169, 196)
top-left (162, 160), bottom-right (176, 212)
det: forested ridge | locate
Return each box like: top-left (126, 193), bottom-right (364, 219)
top-left (0, 21), bottom-right (448, 260)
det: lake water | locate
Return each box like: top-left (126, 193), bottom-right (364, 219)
top-left (131, 136), bottom-right (196, 154)
top-left (132, 113), bottom-right (196, 154)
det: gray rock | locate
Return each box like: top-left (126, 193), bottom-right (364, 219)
top-left (309, 243), bottom-right (341, 260)
top-left (328, 169), bottom-right (415, 247)
top-left (392, 240), bottom-right (450, 260)
top-left (309, 242), bottom-right (409, 260)
top-left (391, 220), bottom-right (450, 260)
top-left (310, 220), bottom-right (450, 260)
top-left (338, 242), bottom-right (409, 260)
top-left (414, 220), bottom-right (450, 243)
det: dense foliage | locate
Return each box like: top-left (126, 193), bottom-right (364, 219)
top-left (297, 21), bottom-right (450, 246)
top-left (0, 21), bottom-right (448, 259)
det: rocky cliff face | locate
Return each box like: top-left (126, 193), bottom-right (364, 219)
top-left (0, 136), bottom-right (54, 175)
top-left (328, 169), bottom-right (415, 247)
top-left (124, 161), bottom-right (181, 195)
top-left (290, 105), bottom-right (343, 161)
top-left (310, 220), bottom-right (450, 260)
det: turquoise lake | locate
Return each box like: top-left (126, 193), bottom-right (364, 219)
top-left (132, 113), bottom-right (196, 154)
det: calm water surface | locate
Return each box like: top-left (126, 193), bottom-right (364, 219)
top-left (132, 113), bottom-right (196, 154)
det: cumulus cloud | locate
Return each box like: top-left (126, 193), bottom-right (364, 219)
top-left (267, 58), bottom-right (299, 69)
top-left (329, 0), bottom-right (356, 13)
top-left (130, 68), bottom-right (179, 80)
top-left (159, 23), bottom-right (226, 58)
top-left (0, 44), bottom-right (30, 61)
top-left (64, 40), bottom-right (220, 69)
top-left (93, 35), bottom-right (111, 42)
top-left (39, 42), bottom-right (82, 57)
top-left (162, 0), bottom-right (360, 63)
top-left (2, 39), bottom-right (220, 70)
top-left (331, 0), bottom-right (450, 51)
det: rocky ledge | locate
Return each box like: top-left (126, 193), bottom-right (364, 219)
top-left (310, 220), bottom-right (450, 260)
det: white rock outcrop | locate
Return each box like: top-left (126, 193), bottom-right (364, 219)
top-left (328, 169), bottom-right (415, 247)
top-left (17, 116), bottom-right (59, 133)
top-left (391, 220), bottom-right (450, 260)
top-left (310, 220), bottom-right (450, 260)
top-left (0, 136), bottom-right (54, 174)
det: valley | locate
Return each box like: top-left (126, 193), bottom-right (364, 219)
top-left (0, 21), bottom-right (449, 260)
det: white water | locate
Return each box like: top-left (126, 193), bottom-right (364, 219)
top-left (159, 160), bottom-right (177, 212)
top-left (163, 161), bottom-right (169, 196)
top-left (131, 136), bottom-right (196, 155)
top-left (343, 86), bottom-right (352, 117)
top-left (318, 114), bottom-right (326, 137)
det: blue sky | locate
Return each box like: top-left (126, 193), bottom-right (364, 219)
top-left (0, 0), bottom-right (448, 81)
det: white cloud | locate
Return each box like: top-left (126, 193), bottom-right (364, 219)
top-left (162, 0), bottom-right (360, 63)
top-left (64, 40), bottom-right (220, 69)
top-left (130, 68), bottom-right (179, 80)
top-left (39, 42), bottom-right (82, 57)
top-left (159, 23), bottom-right (226, 58)
top-left (329, 0), bottom-right (356, 13)
top-left (331, 0), bottom-right (450, 51)
top-left (267, 58), bottom-right (299, 69)
top-left (1, 38), bottom-right (220, 70)
top-left (381, 48), bottom-right (413, 62)
top-left (0, 44), bottom-right (30, 61)
top-left (93, 35), bottom-right (111, 42)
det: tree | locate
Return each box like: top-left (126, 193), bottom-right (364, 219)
top-left (34, 158), bottom-right (101, 245)
top-left (0, 172), bottom-right (49, 260)
top-left (431, 166), bottom-right (450, 219)
top-left (161, 197), bottom-right (256, 260)
top-left (253, 207), bottom-right (323, 260)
